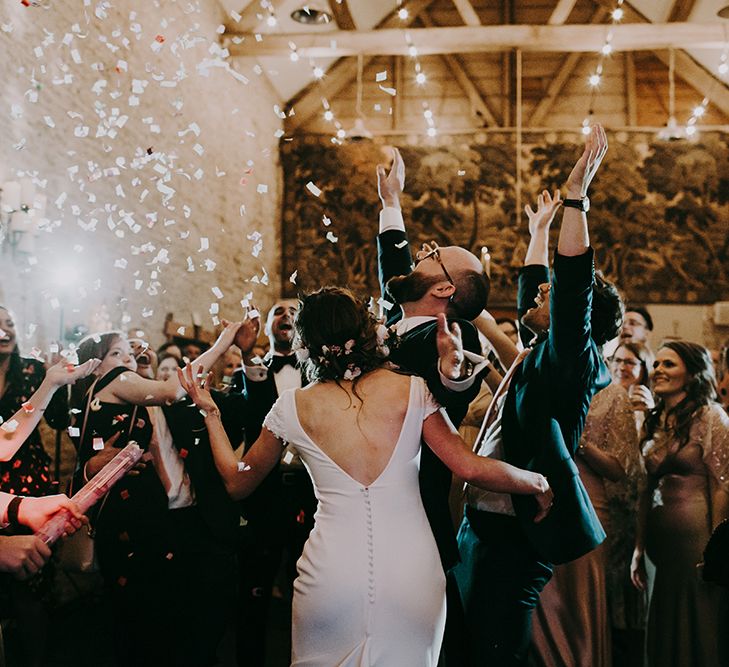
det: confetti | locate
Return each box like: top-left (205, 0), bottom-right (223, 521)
top-left (306, 181), bottom-right (322, 197)
top-left (376, 71), bottom-right (387, 82)
top-left (68, 427), bottom-right (80, 437)
top-left (322, 215), bottom-right (332, 226)
top-left (237, 461), bottom-right (251, 472)
top-left (21, 402), bottom-right (34, 414)
top-left (379, 85), bottom-right (397, 96)
top-left (289, 270), bottom-right (298, 284)
top-left (256, 184), bottom-right (268, 194)
top-left (92, 437), bottom-right (105, 450)
top-left (326, 231), bottom-right (338, 243)
top-left (283, 450), bottom-right (294, 464)
top-left (1, 420), bottom-right (19, 434)
top-left (212, 286), bottom-right (223, 299)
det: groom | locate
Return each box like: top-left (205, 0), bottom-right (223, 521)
top-left (375, 148), bottom-right (491, 665)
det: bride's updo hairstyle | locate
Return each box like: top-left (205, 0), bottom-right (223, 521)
top-left (294, 287), bottom-right (388, 387)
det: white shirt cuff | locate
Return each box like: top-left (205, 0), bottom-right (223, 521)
top-left (244, 364), bottom-right (268, 382)
top-left (438, 350), bottom-right (488, 391)
top-left (379, 207), bottom-right (405, 233)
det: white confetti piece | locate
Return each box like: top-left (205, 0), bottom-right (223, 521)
top-left (283, 450), bottom-right (294, 464)
top-left (92, 437), bottom-right (105, 451)
top-left (177, 327), bottom-right (186, 335)
top-left (212, 286), bottom-right (223, 299)
top-left (376, 71), bottom-right (387, 82)
top-left (257, 184), bottom-right (268, 194)
top-left (1, 419), bottom-right (18, 433)
top-left (326, 231), bottom-right (339, 243)
top-left (322, 215), bottom-right (332, 226)
top-left (237, 461), bottom-right (251, 472)
top-left (379, 85), bottom-right (397, 96)
top-left (306, 181), bottom-right (322, 197)
top-left (199, 237), bottom-right (209, 251)
top-left (378, 297), bottom-right (394, 310)
top-left (67, 427), bottom-right (80, 437)
top-left (289, 270), bottom-right (298, 284)
top-left (395, 240), bottom-right (408, 249)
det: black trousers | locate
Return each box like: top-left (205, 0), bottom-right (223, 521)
top-left (236, 467), bottom-right (316, 667)
top-left (454, 506), bottom-right (553, 667)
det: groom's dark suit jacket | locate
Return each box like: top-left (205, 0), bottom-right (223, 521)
top-left (378, 228), bottom-right (483, 571)
top-left (504, 249), bottom-right (609, 564)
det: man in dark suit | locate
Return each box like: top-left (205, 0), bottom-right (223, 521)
top-left (230, 300), bottom-right (316, 667)
top-left (376, 148), bottom-right (492, 665)
top-left (454, 125), bottom-right (624, 666)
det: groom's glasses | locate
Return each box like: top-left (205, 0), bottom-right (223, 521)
top-left (415, 242), bottom-right (455, 286)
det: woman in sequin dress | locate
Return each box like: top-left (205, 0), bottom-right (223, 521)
top-left (631, 340), bottom-right (729, 667)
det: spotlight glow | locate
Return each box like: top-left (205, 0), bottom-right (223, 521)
top-left (427, 127), bottom-right (437, 137)
top-left (323, 110), bottom-right (334, 121)
top-left (612, 8), bottom-right (624, 20)
top-left (408, 45), bottom-right (418, 57)
top-left (588, 73), bottom-right (601, 87)
top-left (336, 128), bottom-right (346, 139)
top-left (693, 105), bottom-right (705, 117)
top-left (313, 66), bottom-right (324, 79)
top-left (398, 8), bottom-right (409, 20)
top-left (415, 72), bottom-right (426, 85)
top-left (266, 15), bottom-right (277, 27)
top-left (601, 43), bottom-right (613, 56)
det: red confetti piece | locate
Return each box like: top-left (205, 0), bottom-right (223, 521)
top-left (120, 489), bottom-right (130, 500)
top-left (296, 510), bottom-right (306, 525)
top-left (155, 34), bottom-right (165, 43)
top-left (22, 402), bottom-right (34, 414)
top-left (136, 418), bottom-right (146, 429)
top-left (165, 552), bottom-right (174, 560)
top-left (179, 448), bottom-right (188, 459)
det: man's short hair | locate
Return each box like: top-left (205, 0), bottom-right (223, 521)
top-left (626, 305), bottom-right (653, 331)
top-left (448, 269), bottom-right (490, 321)
top-left (591, 274), bottom-right (624, 347)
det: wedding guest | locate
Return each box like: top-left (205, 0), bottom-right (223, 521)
top-left (70, 323), bottom-right (242, 667)
top-left (631, 341), bottom-right (729, 667)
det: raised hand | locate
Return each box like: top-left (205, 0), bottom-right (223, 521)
top-left (377, 147), bottom-right (405, 209)
top-left (45, 358), bottom-right (101, 387)
top-left (525, 190), bottom-right (562, 237)
top-left (17, 494), bottom-right (86, 533)
top-left (178, 364), bottom-right (217, 414)
top-left (0, 535), bottom-right (52, 579)
top-left (436, 313), bottom-right (465, 380)
top-left (214, 319), bottom-right (244, 352)
top-left (565, 123), bottom-right (608, 197)
top-left (232, 309), bottom-right (261, 357)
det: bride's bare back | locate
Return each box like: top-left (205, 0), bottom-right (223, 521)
top-left (294, 368), bottom-right (413, 487)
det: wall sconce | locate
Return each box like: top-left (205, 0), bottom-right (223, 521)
top-left (0, 177), bottom-right (45, 257)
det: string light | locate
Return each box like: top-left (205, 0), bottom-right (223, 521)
top-left (312, 65), bottom-right (325, 79)
top-left (323, 110), bottom-right (334, 121)
top-left (582, 0), bottom-right (623, 132)
top-left (415, 71), bottom-right (427, 85)
top-left (398, 7), bottom-right (409, 20)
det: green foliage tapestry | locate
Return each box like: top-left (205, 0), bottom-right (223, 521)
top-left (280, 132), bottom-right (729, 305)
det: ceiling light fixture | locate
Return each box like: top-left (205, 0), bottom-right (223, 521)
top-left (291, 4), bottom-right (333, 25)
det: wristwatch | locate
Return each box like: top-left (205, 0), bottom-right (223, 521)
top-left (7, 496), bottom-right (24, 529)
top-left (562, 196), bottom-right (590, 212)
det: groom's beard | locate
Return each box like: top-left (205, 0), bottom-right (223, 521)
top-left (386, 272), bottom-right (438, 305)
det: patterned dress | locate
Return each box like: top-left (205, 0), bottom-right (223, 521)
top-left (0, 357), bottom-right (55, 497)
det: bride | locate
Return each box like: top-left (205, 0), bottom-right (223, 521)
top-left (179, 286), bottom-right (552, 666)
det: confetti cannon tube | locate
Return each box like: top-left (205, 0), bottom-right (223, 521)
top-left (36, 442), bottom-right (144, 546)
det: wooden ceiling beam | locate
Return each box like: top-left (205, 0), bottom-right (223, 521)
top-left (547, 0), bottom-right (579, 25)
top-left (227, 0), bottom-right (287, 33)
top-left (528, 7), bottom-right (608, 127)
top-left (226, 23), bottom-right (726, 57)
top-left (421, 12), bottom-right (498, 127)
top-left (667, 0), bottom-right (696, 23)
top-left (327, 0), bottom-right (356, 30)
top-left (282, 0), bottom-right (438, 131)
top-left (451, 0), bottom-right (481, 27)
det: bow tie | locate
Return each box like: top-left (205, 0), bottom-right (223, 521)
top-left (265, 355), bottom-right (298, 374)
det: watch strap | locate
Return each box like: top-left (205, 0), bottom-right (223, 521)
top-left (7, 496), bottom-right (24, 529)
top-left (563, 197), bottom-right (586, 210)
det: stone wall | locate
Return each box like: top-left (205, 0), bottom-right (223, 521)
top-left (0, 0), bottom-right (283, 351)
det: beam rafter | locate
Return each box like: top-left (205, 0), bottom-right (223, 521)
top-left (226, 23), bottom-right (728, 57)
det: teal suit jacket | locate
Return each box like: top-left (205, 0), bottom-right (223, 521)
top-left (503, 249), bottom-right (610, 564)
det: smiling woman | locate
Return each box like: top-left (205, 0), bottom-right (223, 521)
top-left (632, 340), bottom-right (729, 667)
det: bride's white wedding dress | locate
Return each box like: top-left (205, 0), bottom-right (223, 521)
top-left (263, 375), bottom-right (446, 666)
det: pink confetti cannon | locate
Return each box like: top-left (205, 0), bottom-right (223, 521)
top-left (36, 441), bottom-right (144, 546)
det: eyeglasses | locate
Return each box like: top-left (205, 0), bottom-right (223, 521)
top-left (611, 357), bottom-right (639, 368)
top-left (415, 242), bottom-right (455, 286)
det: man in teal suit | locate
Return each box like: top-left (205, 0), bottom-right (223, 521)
top-left (454, 125), bottom-right (624, 666)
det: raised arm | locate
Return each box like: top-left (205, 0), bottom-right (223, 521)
top-left (0, 359), bottom-right (100, 462)
top-left (178, 365), bottom-right (281, 500)
top-left (109, 321), bottom-right (243, 406)
top-left (558, 124), bottom-right (607, 257)
top-left (524, 190), bottom-right (562, 267)
top-left (423, 408), bottom-right (553, 522)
